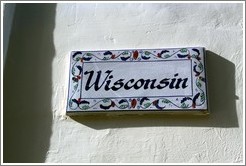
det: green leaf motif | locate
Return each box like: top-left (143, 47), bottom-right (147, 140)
top-left (72, 68), bottom-right (75, 75)
top-left (181, 48), bottom-right (187, 53)
top-left (122, 51), bottom-right (128, 55)
top-left (73, 84), bottom-right (78, 90)
top-left (76, 57), bottom-right (80, 61)
top-left (119, 105), bottom-right (128, 109)
top-left (103, 98), bottom-right (110, 103)
top-left (197, 81), bottom-right (202, 88)
top-left (144, 102), bottom-right (151, 108)
top-left (164, 54), bottom-right (170, 58)
top-left (198, 63), bottom-right (203, 70)
top-left (103, 57), bottom-right (110, 60)
top-left (86, 53), bottom-right (93, 56)
top-left (181, 102), bottom-right (189, 108)
top-left (200, 93), bottom-right (205, 103)
top-left (81, 105), bottom-right (90, 110)
top-left (145, 51), bottom-right (151, 55)
top-left (162, 99), bottom-right (170, 103)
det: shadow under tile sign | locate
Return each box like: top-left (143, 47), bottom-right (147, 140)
top-left (66, 47), bottom-right (208, 115)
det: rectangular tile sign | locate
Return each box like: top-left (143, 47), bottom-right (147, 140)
top-left (67, 47), bottom-right (208, 114)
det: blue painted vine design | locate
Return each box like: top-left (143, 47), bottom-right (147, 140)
top-left (68, 48), bottom-right (206, 111)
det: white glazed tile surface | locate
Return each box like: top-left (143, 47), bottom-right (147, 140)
top-left (67, 47), bottom-right (207, 112)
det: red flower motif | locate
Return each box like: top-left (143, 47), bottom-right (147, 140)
top-left (188, 55), bottom-right (191, 59)
top-left (111, 101), bottom-right (115, 107)
top-left (192, 103), bottom-right (196, 108)
top-left (152, 100), bottom-right (158, 106)
top-left (111, 54), bottom-right (116, 59)
top-left (131, 99), bottom-right (137, 108)
top-left (77, 75), bottom-right (81, 79)
top-left (80, 58), bottom-right (83, 62)
top-left (133, 50), bottom-right (138, 60)
top-left (157, 53), bottom-right (161, 58)
top-left (78, 98), bottom-right (82, 103)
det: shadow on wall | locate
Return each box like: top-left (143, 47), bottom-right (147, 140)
top-left (3, 4), bottom-right (56, 163)
top-left (72, 50), bottom-right (238, 129)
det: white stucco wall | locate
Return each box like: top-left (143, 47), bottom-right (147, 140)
top-left (3, 3), bottom-right (244, 163)
top-left (48, 3), bottom-right (244, 163)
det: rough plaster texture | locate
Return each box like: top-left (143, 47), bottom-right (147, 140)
top-left (3, 3), bottom-right (244, 163)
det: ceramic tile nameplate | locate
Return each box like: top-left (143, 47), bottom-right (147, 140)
top-left (66, 47), bottom-right (208, 115)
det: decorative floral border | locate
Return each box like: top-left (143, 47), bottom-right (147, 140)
top-left (67, 48), bottom-right (207, 112)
